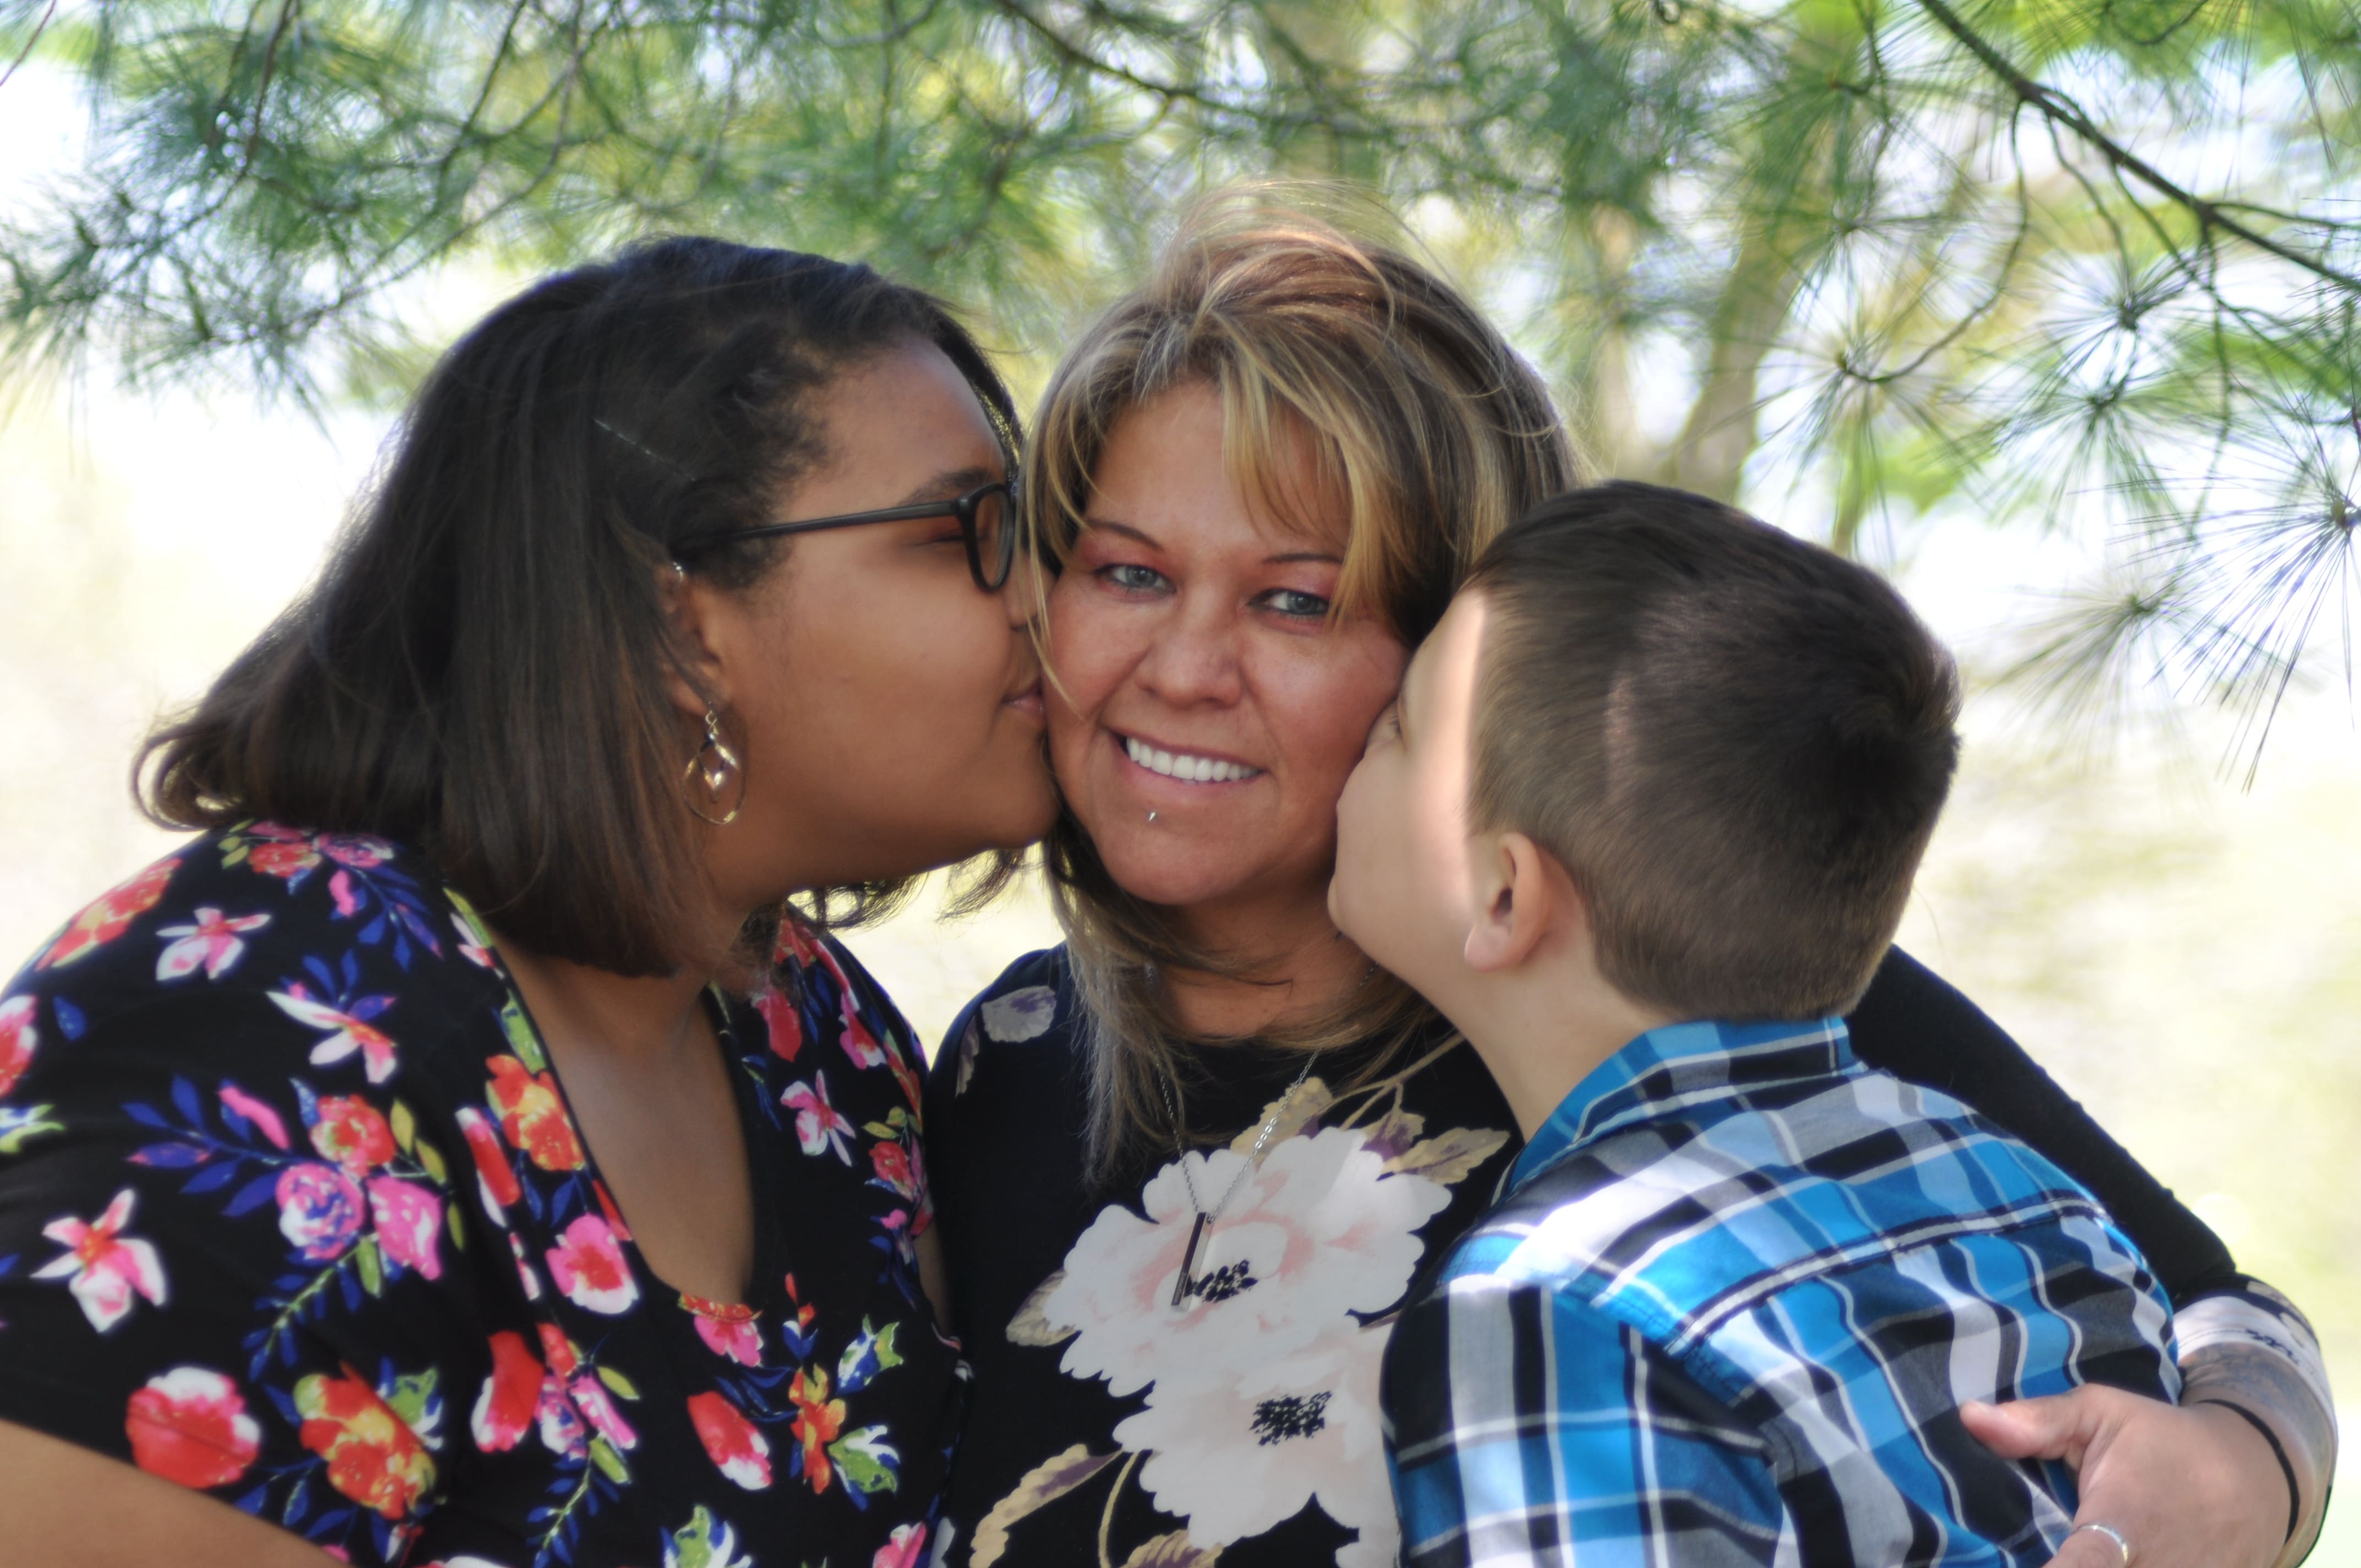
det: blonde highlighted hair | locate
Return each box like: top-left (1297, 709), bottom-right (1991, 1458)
top-left (1029, 189), bottom-right (1583, 1180)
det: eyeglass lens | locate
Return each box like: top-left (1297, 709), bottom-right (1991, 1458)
top-left (971, 487), bottom-right (1014, 589)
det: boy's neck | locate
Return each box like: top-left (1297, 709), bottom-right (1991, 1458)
top-left (1448, 961), bottom-right (1681, 1143)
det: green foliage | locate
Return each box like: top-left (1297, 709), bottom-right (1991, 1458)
top-left (2, 0), bottom-right (2355, 748)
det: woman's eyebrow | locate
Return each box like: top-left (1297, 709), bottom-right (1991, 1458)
top-left (1266, 549), bottom-right (1343, 566)
top-left (1083, 519), bottom-right (1162, 549)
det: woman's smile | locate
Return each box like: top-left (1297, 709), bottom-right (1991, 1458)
top-left (1114, 730), bottom-right (1266, 787)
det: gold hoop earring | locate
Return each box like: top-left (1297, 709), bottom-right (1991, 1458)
top-left (684, 709), bottom-right (745, 826)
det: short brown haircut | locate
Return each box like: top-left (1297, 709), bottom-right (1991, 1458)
top-left (1466, 482), bottom-right (1961, 1020)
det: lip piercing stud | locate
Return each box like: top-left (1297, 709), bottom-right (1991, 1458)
top-left (1147, 811), bottom-right (1158, 824)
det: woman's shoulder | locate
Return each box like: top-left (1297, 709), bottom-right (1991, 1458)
top-left (924, 944), bottom-right (1073, 1102)
top-left (4, 823), bottom-right (508, 1091)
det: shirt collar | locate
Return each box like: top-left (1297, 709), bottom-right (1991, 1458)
top-left (1508, 1016), bottom-right (1857, 1191)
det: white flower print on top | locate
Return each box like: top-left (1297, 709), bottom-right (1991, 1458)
top-left (978, 986), bottom-right (1058, 1044)
top-left (1116, 1319), bottom-right (1399, 1567)
top-left (1043, 1127), bottom-right (1450, 1399)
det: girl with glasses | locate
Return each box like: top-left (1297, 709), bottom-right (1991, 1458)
top-left (0, 236), bottom-right (1052, 1567)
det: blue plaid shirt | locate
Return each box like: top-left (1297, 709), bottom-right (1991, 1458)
top-left (1381, 1017), bottom-right (2178, 1567)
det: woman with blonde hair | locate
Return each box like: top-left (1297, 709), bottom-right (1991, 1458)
top-left (922, 197), bottom-right (2336, 1568)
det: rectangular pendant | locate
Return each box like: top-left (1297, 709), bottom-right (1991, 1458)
top-left (1171, 1212), bottom-right (1210, 1307)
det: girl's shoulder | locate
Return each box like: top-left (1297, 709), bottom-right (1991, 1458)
top-left (750, 917), bottom-right (934, 1129)
top-left (6, 823), bottom-right (505, 1082)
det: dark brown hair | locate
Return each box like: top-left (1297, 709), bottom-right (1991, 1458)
top-left (1466, 481), bottom-right (1961, 1019)
top-left (140, 236), bottom-right (1020, 976)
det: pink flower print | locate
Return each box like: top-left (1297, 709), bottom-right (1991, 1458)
top-left (755, 986), bottom-right (802, 1062)
top-left (366, 1177), bottom-right (444, 1281)
top-left (0, 994), bottom-right (39, 1099)
top-left (271, 990), bottom-right (399, 1084)
top-left (509, 1232), bottom-right (543, 1299)
top-left (872, 1524), bottom-right (929, 1568)
top-left (536, 1379), bottom-right (588, 1459)
top-left (276, 1163), bottom-right (367, 1261)
top-left (684, 1297), bottom-right (764, 1366)
top-left (37, 858), bottom-right (180, 971)
top-left (248, 842), bottom-right (318, 880)
top-left (869, 1140), bottom-right (917, 1203)
top-left (591, 1178), bottom-right (634, 1242)
top-left (34, 1188), bottom-right (168, 1331)
top-left (888, 1047), bottom-right (924, 1119)
top-left (839, 994), bottom-right (887, 1070)
top-left (217, 1083), bottom-right (290, 1148)
top-left (1046, 1126), bottom-right (1452, 1401)
top-left (470, 1331), bottom-right (543, 1453)
top-left (450, 914), bottom-right (496, 970)
top-left (486, 1055), bottom-right (585, 1172)
top-left (782, 1072), bottom-right (855, 1164)
top-left (537, 1323), bottom-right (581, 1378)
top-left (125, 1366), bottom-right (260, 1490)
top-left (546, 1214), bottom-right (637, 1315)
top-left (454, 1106), bottom-right (522, 1215)
top-left (687, 1391), bottom-right (772, 1490)
top-left (309, 1095), bottom-right (396, 1177)
top-left (773, 919), bottom-right (850, 993)
top-left (246, 825), bottom-right (324, 883)
top-left (318, 834), bottom-right (395, 869)
top-left (568, 1374), bottom-right (639, 1450)
top-left (153, 907), bottom-right (270, 983)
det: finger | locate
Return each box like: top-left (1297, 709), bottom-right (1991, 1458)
top-left (2033, 1530), bottom-right (2134, 1568)
top-left (1960, 1395), bottom-right (2099, 1464)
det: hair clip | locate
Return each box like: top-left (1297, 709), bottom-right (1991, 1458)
top-left (595, 417), bottom-right (699, 482)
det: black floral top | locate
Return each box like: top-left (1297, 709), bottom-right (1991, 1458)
top-left (0, 825), bottom-right (959, 1568)
top-left (925, 949), bottom-right (1520, 1568)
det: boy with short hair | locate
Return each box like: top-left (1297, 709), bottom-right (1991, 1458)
top-left (1329, 481), bottom-right (2177, 1566)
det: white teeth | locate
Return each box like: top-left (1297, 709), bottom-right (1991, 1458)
top-left (1123, 736), bottom-right (1261, 783)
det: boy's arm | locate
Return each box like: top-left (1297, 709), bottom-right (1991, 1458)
top-left (1383, 1280), bottom-right (1786, 1568)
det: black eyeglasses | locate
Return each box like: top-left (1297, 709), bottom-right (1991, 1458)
top-left (673, 480), bottom-right (1019, 592)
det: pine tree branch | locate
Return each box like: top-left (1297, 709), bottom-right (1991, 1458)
top-left (1914, 0), bottom-right (2361, 295)
top-left (0, 0), bottom-right (57, 89)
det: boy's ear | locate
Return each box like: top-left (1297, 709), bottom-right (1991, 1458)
top-left (1462, 831), bottom-right (1574, 975)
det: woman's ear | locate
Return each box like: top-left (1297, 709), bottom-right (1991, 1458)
top-left (659, 562), bottom-right (733, 720)
top-left (1462, 831), bottom-right (1579, 975)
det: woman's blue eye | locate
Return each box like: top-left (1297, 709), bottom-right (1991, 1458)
top-left (1101, 564), bottom-right (1167, 592)
top-left (1262, 589), bottom-right (1330, 618)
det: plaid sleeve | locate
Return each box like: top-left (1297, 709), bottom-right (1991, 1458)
top-left (1383, 1278), bottom-right (1786, 1568)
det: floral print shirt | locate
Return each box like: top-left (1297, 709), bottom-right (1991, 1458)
top-left (0, 826), bottom-right (959, 1568)
top-left (922, 948), bottom-right (1521, 1568)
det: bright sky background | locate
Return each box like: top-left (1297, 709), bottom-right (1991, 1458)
top-left (2, 56), bottom-right (2355, 1557)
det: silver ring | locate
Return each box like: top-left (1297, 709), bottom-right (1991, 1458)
top-left (2069, 1523), bottom-right (2131, 1567)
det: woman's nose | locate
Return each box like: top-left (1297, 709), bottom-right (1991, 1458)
top-left (1133, 595), bottom-right (1244, 707)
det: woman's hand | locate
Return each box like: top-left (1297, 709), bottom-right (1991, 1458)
top-left (1962, 1389), bottom-right (2294, 1568)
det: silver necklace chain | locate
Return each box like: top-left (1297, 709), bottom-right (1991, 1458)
top-left (1159, 1048), bottom-right (1318, 1307)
